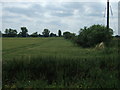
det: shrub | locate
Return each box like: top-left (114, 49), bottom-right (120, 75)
top-left (63, 31), bottom-right (75, 40)
top-left (75, 25), bottom-right (113, 47)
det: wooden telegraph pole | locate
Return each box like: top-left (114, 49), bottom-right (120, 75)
top-left (107, 0), bottom-right (110, 29)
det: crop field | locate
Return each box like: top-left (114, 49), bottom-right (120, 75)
top-left (2, 37), bottom-right (120, 88)
top-left (3, 37), bottom-right (104, 60)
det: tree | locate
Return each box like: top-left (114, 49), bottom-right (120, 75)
top-left (76, 24), bottom-right (113, 47)
top-left (0, 31), bottom-right (2, 37)
top-left (50, 33), bottom-right (57, 37)
top-left (5, 29), bottom-right (9, 34)
top-left (38, 34), bottom-right (43, 37)
top-left (58, 30), bottom-right (62, 37)
top-left (21, 27), bottom-right (28, 37)
top-left (63, 31), bottom-right (75, 39)
top-left (30, 32), bottom-right (38, 37)
top-left (18, 32), bottom-right (22, 37)
top-left (4, 28), bottom-right (17, 37)
top-left (10, 29), bottom-right (17, 37)
top-left (42, 29), bottom-right (50, 37)
top-left (13, 30), bottom-right (17, 36)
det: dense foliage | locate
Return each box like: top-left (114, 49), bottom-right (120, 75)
top-left (42, 29), bottom-right (50, 37)
top-left (63, 31), bottom-right (75, 39)
top-left (2, 27), bottom-right (60, 37)
top-left (75, 25), bottom-right (113, 47)
top-left (20, 27), bottom-right (28, 37)
top-left (0, 31), bottom-right (1, 37)
top-left (58, 30), bottom-right (62, 37)
top-left (4, 28), bottom-right (17, 37)
top-left (30, 32), bottom-right (39, 37)
top-left (50, 33), bottom-right (57, 37)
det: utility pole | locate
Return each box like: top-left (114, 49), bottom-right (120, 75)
top-left (107, 0), bottom-right (109, 29)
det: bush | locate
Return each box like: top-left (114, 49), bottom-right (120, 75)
top-left (63, 31), bottom-right (75, 40)
top-left (75, 24), bottom-right (113, 47)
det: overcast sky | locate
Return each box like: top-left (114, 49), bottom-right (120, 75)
top-left (0, 1), bottom-right (118, 35)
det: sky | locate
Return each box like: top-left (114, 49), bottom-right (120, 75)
top-left (0, 0), bottom-right (119, 35)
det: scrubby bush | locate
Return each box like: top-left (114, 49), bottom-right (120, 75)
top-left (63, 31), bottom-right (75, 40)
top-left (75, 24), bottom-right (113, 47)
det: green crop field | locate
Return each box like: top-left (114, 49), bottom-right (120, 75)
top-left (2, 37), bottom-right (120, 88)
top-left (3, 37), bottom-right (103, 60)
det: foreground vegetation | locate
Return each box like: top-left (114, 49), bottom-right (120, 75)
top-left (2, 37), bottom-right (105, 61)
top-left (63, 25), bottom-right (113, 48)
top-left (2, 37), bottom-right (120, 88)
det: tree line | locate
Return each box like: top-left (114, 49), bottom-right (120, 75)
top-left (1, 27), bottom-right (62, 37)
top-left (1, 24), bottom-right (119, 48)
top-left (63, 24), bottom-right (114, 47)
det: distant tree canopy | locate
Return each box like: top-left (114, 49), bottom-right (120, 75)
top-left (42, 29), bottom-right (50, 37)
top-left (4, 28), bottom-right (17, 37)
top-left (0, 31), bottom-right (2, 37)
top-left (115, 35), bottom-right (120, 38)
top-left (63, 31), bottom-right (75, 39)
top-left (2, 27), bottom-right (58, 37)
top-left (50, 33), bottom-right (57, 37)
top-left (58, 30), bottom-right (62, 37)
top-left (2, 24), bottom-right (114, 48)
top-left (18, 32), bottom-right (22, 37)
top-left (30, 32), bottom-right (39, 37)
top-left (75, 24), bottom-right (113, 47)
top-left (21, 27), bottom-right (28, 37)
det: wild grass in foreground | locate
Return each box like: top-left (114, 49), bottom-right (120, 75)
top-left (2, 38), bottom-right (120, 88)
top-left (3, 51), bottom-right (120, 88)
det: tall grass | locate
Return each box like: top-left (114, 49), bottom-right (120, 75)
top-left (3, 53), bottom-right (119, 88)
top-left (2, 38), bottom-right (120, 88)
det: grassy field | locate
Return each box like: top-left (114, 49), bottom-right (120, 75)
top-left (3, 37), bottom-right (104, 60)
top-left (2, 37), bottom-right (120, 88)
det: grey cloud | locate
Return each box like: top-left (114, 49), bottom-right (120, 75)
top-left (50, 11), bottom-right (73, 17)
top-left (62, 2), bottom-right (105, 17)
top-left (3, 2), bottom-right (104, 18)
top-left (3, 4), bottom-right (44, 18)
top-left (2, 2), bottom-right (118, 35)
top-left (3, 15), bottom-right (20, 19)
top-left (3, 7), bottom-right (31, 16)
